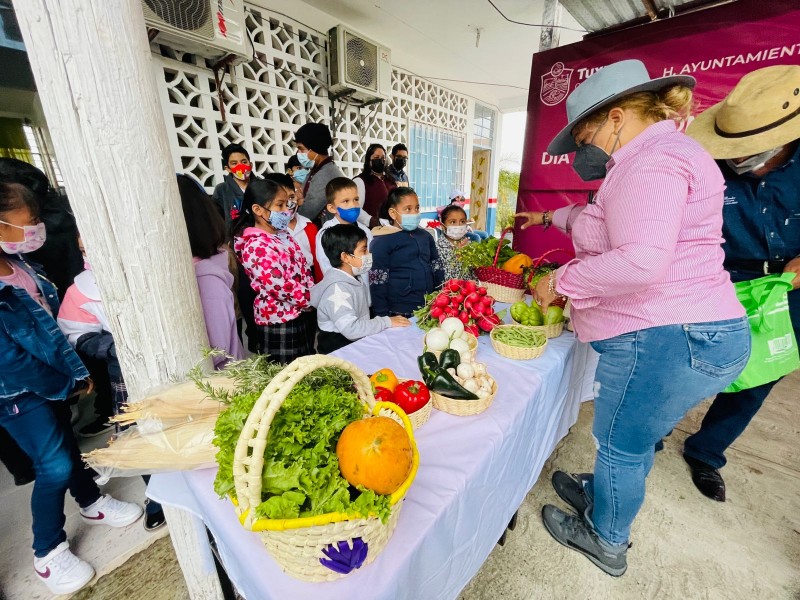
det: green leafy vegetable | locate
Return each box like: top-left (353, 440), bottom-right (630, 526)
top-left (209, 358), bottom-right (392, 523)
top-left (457, 237), bottom-right (518, 270)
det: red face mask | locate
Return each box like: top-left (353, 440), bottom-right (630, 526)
top-left (229, 163), bottom-right (252, 181)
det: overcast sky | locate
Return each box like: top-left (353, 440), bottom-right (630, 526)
top-left (499, 111), bottom-right (527, 172)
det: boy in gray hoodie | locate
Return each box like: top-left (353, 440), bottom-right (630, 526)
top-left (311, 224), bottom-right (409, 353)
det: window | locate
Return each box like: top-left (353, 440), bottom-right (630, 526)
top-left (408, 122), bottom-right (465, 212)
top-left (473, 104), bottom-right (495, 149)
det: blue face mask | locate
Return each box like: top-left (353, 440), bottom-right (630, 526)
top-left (400, 213), bottom-right (421, 231)
top-left (292, 168), bottom-right (310, 184)
top-left (337, 206), bottom-right (361, 224)
top-left (267, 210), bottom-right (292, 231)
top-left (296, 152), bottom-right (315, 169)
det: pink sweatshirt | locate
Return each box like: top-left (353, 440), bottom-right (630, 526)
top-left (552, 120), bottom-right (744, 343)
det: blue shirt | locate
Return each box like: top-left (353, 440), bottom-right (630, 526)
top-left (720, 143), bottom-right (800, 264)
top-left (387, 164), bottom-right (409, 184)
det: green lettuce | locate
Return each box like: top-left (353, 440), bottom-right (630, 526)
top-left (213, 375), bottom-right (392, 523)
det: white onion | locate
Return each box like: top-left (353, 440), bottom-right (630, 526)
top-left (449, 338), bottom-right (470, 354)
top-left (441, 317), bottom-right (465, 337)
top-left (425, 328), bottom-right (450, 352)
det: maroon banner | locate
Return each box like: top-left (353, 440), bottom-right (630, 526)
top-left (515, 0), bottom-right (800, 259)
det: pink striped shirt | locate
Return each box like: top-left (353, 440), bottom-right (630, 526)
top-left (552, 120), bottom-right (744, 343)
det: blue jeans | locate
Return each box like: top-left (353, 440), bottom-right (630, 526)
top-left (0, 396), bottom-right (101, 556)
top-left (684, 275), bottom-right (799, 469)
top-left (586, 318), bottom-right (750, 546)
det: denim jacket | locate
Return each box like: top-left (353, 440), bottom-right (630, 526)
top-left (0, 257), bottom-right (89, 406)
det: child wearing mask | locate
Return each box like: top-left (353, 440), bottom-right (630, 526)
top-left (311, 224), bottom-right (409, 353)
top-left (316, 177), bottom-right (373, 275)
top-left (233, 179), bottom-right (314, 362)
top-left (264, 173), bottom-right (321, 282)
top-left (436, 204), bottom-right (472, 281)
top-left (0, 182), bottom-right (142, 595)
top-left (370, 187), bottom-right (444, 317)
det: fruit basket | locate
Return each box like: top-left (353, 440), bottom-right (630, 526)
top-left (474, 228), bottom-right (526, 304)
top-left (490, 325), bottom-right (548, 360)
top-left (232, 355), bottom-right (419, 582)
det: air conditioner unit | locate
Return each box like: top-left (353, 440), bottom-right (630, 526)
top-left (328, 25), bottom-right (391, 104)
top-left (142, 0), bottom-right (253, 65)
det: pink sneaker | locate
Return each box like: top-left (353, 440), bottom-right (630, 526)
top-left (34, 541), bottom-right (95, 594)
top-left (80, 494), bottom-right (143, 527)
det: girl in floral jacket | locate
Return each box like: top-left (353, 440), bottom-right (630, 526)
top-left (232, 179), bottom-right (314, 362)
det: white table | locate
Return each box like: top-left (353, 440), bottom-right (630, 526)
top-left (149, 323), bottom-right (596, 600)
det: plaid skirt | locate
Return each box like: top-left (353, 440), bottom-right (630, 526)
top-left (260, 311), bottom-right (316, 364)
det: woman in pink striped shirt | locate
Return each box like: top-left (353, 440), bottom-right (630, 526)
top-left (517, 60), bottom-right (750, 576)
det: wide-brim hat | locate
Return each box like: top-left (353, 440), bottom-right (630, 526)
top-left (687, 65), bottom-right (800, 159)
top-left (548, 59), bottom-right (695, 156)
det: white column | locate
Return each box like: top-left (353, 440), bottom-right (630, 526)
top-left (13, 0), bottom-right (209, 401)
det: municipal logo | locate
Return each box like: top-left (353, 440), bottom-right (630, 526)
top-left (541, 62), bottom-right (573, 106)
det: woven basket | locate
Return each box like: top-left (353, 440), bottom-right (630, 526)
top-left (431, 378), bottom-right (496, 416)
top-left (490, 325), bottom-right (548, 360)
top-left (475, 228), bottom-right (525, 300)
top-left (528, 322), bottom-right (564, 338)
top-left (395, 379), bottom-right (433, 430)
top-left (429, 332), bottom-right (479, 361)
top-left (232, 355), bottom-right (419, 581)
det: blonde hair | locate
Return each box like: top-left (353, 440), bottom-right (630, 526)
top-left (577, 85), bottom-right (695, 132)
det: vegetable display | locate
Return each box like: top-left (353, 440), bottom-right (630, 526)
top-left (414, 281), bottom-right (503, 335)
top-left (336, 417), bottom-right (413, 495)
top-left (212, 362), bottom-right (392, 521)
top-left (492, 326), bottom-right (547, 348)
top-left (456, 237), bottom-right (518, 271)
top-left (418, 344), bottom-right (494, 400)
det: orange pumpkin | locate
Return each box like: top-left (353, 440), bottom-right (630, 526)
top-left (336, 417), bottom-right (412, 495)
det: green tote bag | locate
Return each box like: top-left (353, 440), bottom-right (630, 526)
top-left (723, 273), bottom-right (799, 393)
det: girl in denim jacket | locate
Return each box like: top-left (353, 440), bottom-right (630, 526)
top-left (0, 182), bottom-right (142, 595)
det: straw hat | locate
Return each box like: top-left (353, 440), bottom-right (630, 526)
top-left (548, 60), bottom-right (695, 155)
top-left (687, 65), bottom-right (800, 159)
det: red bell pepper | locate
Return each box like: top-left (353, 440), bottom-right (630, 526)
top-left (373, 387), bottom-right (395, 403)
top-left (392, 380), bottom-right (431, 415)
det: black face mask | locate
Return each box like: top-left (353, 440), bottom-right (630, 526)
top-left (393, 157), bottom-right (407, 170)
top-left (572, 144), bottom-right (611, 181)
top-left (371, 158), bottom-right (386, 173)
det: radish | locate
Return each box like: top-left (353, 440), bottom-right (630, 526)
top-left (477, 287), bottom-right (487, 296)
top-left (434, 294), bottom-right (449, 307)
top-left (477, 316), bottom-right (495, 332)
top-left (448, 281), bottom-right (461, 292)
top-left (466, 292), bottom-right (481, 304)
top-left (471, 303), bottom-right (486, 316)
top-left (452, 294), bottom-right (465, 305)
top-left (459, 311), bottom-right (469, 323)
top-left (465, 324), bottom-right (480, 337)
top-left (430, 306), bottom-right (444, 319)
top-left (463, 280), bottom-right (477, 294)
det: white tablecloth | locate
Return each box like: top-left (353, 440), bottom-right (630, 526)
top-left (149, 323), bottom-right (592, 600)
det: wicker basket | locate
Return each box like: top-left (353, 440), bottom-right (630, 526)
top-left (395, 379), bottom-right (433, 430)
top-left (528, 322), bottom-right (564, 338)
top-left (490, 325), bottom-right (548, 360)
top-left (475, 228), bottom-right (525, 301)
top-left (232, 355), bottom-right (419, 581)
top-left (431, 377), bottom-right (496, 416)
top-left (428, 332), bottom-right (479, 361)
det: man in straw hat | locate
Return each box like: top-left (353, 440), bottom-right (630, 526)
top-left (685, 65), bottom-right (800, 502)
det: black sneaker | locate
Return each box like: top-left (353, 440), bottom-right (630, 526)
top-left (78, 417), bottom-right (114, 438)
top-left (143, 499), bottom-right (166, 532)
top-left (551, 471), bottom-right (592, 515)
top-left (541, 505), bottom-right (628, 577)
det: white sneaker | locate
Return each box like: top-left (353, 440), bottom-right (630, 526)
top-left (33, 541), bottom-right (95, 594)
top-left (80, 494), bottom-right (143, 527)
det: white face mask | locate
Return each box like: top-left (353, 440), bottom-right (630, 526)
top-left (445, 225), bottom-right (468, 240)
top-left (350, 252), bottom-right (373, 276)
top-left (725, 146), bottom-right (784, 175)
top-left (0, 221), bottom-right (46, 254)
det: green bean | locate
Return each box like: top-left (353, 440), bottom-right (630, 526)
top-left (493, 327), bottom-right (546, 348)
